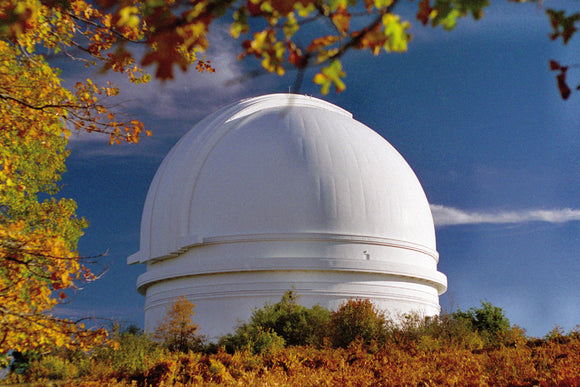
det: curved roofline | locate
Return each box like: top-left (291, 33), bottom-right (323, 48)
top-left (226, 94), bottom-right (353, 123)
top-left (129, 93), bottom-right (438, 265)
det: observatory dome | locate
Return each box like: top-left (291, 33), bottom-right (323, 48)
top-left (129, 94), bottom-right (447, 339)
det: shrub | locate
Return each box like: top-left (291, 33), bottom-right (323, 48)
top-left (219, 325), bottom-right (286, 354)
top-left (246, 290), bottom-right (331, 347)
top-left (452, 301), bottom-right (511, 347)
top-left (384, 312), bottom-right (430, 347)
top-left (219, 290), bottom-right (330, 352)
top-left (90, 328), bottom-right (166, 377)
top-left (7, 350), bottom-right (41, 377)
top-left (27, 355), bottom-right (78, 381)
top-left (329, 299), bottom-right (387, 348)
top-left (414, 313), bottom-right (485, 350)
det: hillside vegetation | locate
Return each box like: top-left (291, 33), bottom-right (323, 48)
top-left (4, 293), bottom-right (579, 386)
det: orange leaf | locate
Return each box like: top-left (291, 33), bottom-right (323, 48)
top-left (307, 35), bottom-right (340, 53)
top-left (331, 7), bottom-right (351, 35)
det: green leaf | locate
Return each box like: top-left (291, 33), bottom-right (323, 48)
top-left (313, 59), bottom-right (346, 94)
top-left (382, 13), bottom-right (411, 52)
top-left (547, 8), bottom-right (580, 44)
top-left (430, 0), bottom-right (490, 30)
top-left (283, 12), bottom-right (299, 38)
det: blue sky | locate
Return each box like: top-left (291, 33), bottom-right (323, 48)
top-left (55, 1), bottom-right (579, 338)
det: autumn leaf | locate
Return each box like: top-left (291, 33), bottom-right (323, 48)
top-left (283, 12), bottom-right (299, 38)
top-left (307, 35), bottom-right (340, 53)
top-left (556, 67), bottom-right (571, 99)
top-left (142, 32), bottom-right (191, 79)
top-left (331, 7), bottom-right (351, 35)
top-left (0, 29), bottom-right (112, 355)
top-left (116, 5), bottom-right (140, 28)
top-left (547, 9), bottom-right (580, 44)
top-left (417, 0), bottom-right (431, 26)
top-left (288, 41), bottom-right (307, 68)
top-left (429, 0), bottom-right (490, 30)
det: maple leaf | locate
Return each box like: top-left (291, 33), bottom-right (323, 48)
top-left (313, 60), bottom-right (346, 94)
top-left (417, 0), bottom-right (431, 26)
top-left (142, 33), bottom-right (189, 79)
top-left (547, 9), bottom-right (580, 44)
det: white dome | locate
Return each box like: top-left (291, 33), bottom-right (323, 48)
top-left (129, 94), bottom-right (447, 339)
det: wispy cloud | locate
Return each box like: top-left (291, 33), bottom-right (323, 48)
top-left (431, 204), bottom-right (580, 226)
top-left (102, 25), bottom-right (249, 120)
top-left (53, 304), bottom-right (143, 324)
top-left (65, 25), bottom-right (254, 157)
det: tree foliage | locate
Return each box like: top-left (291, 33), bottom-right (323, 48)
top-left (242, 290), bottom-right (331, 347)
top-left (0, 39), bottom-right (112, 360)
top-left (0, 0), bottom-right (157, 360)
top-left (3, 0), bottom-right (576, 96)
top-left (90, 325), bottom-right (166, 377)
top-left (152, 296), bottom-right (203, 353)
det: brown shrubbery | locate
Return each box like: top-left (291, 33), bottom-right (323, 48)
top-left (4, 294), bottom-right (580, 386)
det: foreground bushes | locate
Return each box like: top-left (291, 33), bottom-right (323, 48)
top-left (219, 294), bottom-right (525, 354)
top-left (4, 295), bottom-right (580, 386)
top-left (12, 333), bottom-right (578, 386)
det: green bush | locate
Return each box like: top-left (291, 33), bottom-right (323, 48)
top-left (90, 328), bottom-right (166, 376)
top-left (413, 313), bottom-right (485, 350)
top-left (219, 325), bottom-right (286, 354)
top-left (219, 290), bottom-right (330, 353)
top-left (27, 355), bottom-right (78, 381)
top-left (249, 291), bottom-right (331, 346)
top-left (329, 299), bottom-right (387, 348)
top-left (452, 301), bottom-right (511, 347)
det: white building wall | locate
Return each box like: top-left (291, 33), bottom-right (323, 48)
top-left (144, 270), bottom-right (442, 341)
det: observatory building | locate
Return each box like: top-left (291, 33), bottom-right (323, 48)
top-left (128, 94), bottom-right (447, 339)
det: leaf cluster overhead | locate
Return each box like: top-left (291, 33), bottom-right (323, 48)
top-left (3, 0), bottom-right (578, 95)
top-left (0, 0), bottom-right (494, 95)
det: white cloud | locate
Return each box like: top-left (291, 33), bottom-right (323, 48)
top-left (53, 304), bottom-right (143, 323)
top-left (103, 25), bottom-right (249, 120)
top-left (431, 204), bottom-right (580, 226)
